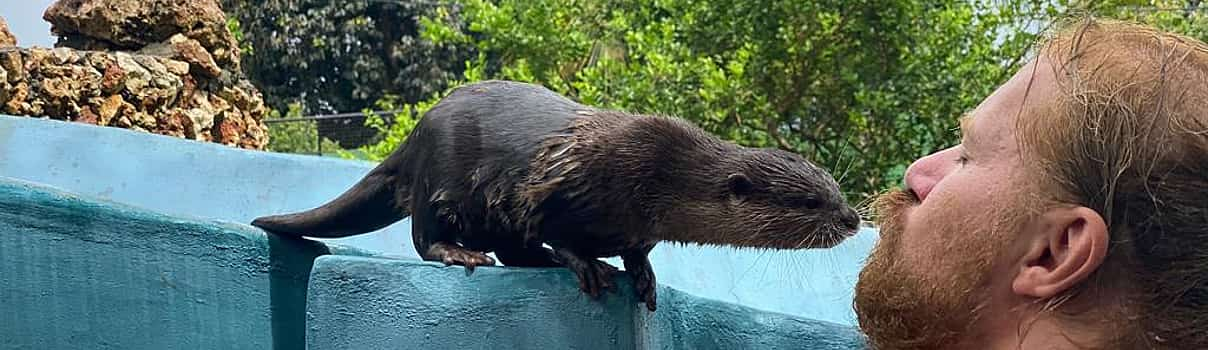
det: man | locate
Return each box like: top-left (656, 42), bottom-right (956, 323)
top-left (853, 17), bottom-right (1208, 349)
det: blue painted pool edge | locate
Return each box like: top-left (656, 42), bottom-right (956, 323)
top-left (0, 113), bottom-right (880, 326)
top-left (0, 114), bottom-right (418, 259)
top-left (306, 255), bottom-right (868, 350)
top-left (0, 176), bottom-right (373, 350)
top-left (0, 166), bottom-right (871, 349)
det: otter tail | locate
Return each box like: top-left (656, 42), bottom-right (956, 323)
top-left (251, 164), bottom-right (408, 238)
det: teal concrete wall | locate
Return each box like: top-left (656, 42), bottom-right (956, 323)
top-left (307, 256), bottom-right (640, 349)
top-left (0, 115), bottom-right (414, 259)
top-left (0, 176), bottom-right (369, 350)
top-left (307, 256), bottom-right (867, 350)
top-left (0, 114), bottom-right (877, 326)
top-left (2, 174), bottom-right (869, 349)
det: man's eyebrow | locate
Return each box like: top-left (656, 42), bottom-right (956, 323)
top-left (958, 112), bottom-right (975, 144)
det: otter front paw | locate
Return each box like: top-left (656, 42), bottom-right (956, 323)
top-left (428, 242), bottom-right (496, 272)
top-left (554, 249), bottom-right (619, 298)
top-left (623, 254), bottom-right (658, 311)
top-left (577, 258), bottom-right (620, 298)
top-left (632, 267), bottom-right (657, 311)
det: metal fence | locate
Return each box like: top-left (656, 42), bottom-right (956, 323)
top-left (262, 110), bottom-right (406, 157)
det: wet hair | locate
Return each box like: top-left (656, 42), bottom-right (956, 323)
top-left (1019, 16), bottom-right (1208, 348)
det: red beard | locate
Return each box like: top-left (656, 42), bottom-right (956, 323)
top-left (853, 188), bottom-right (1001, 350)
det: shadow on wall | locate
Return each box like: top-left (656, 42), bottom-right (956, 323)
top-left (0, 114), bottom-right (879, 326)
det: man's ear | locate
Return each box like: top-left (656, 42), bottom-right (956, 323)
top-left (1012, 206), bottom-right (1109, 299)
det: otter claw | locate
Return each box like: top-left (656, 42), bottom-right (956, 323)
top-left (623, 253), bottom-right (658, 311)
top-left (437, 247), bottom-right (496, 273)
top-left (574, 259), bottom-right (619, 298)
top-left (633, 271), bottom-right (657, 311)
top-left (555, 253), bottom-right (618, 298)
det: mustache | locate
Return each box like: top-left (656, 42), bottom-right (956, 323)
top-left (872, 188), bottom-right (918, 226)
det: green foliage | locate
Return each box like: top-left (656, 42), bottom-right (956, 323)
top-left (340, 53), bottom-right (493, 161)
top-left (220, 0), bottom-right (477, 147)
top-left (224, 17), bottom-right (253, 56)
top-left (353, 0), bottom-right (1062, 203)
top-left (264, 103), bottom-right (344, 154)
top-left (1078, 0), bottom-right (1208, 40)
top-left (349, 95), bottom-right (439, 161)
top-left (254, 0), bottom-right (1208, 204)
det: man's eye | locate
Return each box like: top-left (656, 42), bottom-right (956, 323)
top-left (955, 151), bottom-right (970, 166)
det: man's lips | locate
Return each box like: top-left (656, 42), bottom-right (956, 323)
top-left (906, 188), bottom-right (922, 204)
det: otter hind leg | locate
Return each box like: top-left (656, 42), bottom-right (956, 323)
top-left (409, 179), bottom-right (496, 272)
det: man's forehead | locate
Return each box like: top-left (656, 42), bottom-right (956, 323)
top-left (960, 58), bottom-right (1056, 147)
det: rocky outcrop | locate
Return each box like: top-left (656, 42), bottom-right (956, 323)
top-left (0, 47), bottom-right (266, 148)
top-left (0, 0), bottom-right (266, 150)
top-left (43, 0), bottom-right (240, 72)
top-left (0, 18), bottom-right (15, 47)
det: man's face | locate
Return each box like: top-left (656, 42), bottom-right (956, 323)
top-left (854, 57), bottom-right (1058, 349)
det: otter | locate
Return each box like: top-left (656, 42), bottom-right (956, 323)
top-left (251, 80), bottom-right (860, 311)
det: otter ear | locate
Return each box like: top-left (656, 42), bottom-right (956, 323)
top-left (727, 173), bottom-right (753, 196)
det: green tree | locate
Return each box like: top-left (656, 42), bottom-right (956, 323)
top-left (352, 0), bottom-right (1061, 204)
top-left (263, 102), bottom-right (344, 154)
top-left (1080, 0), bottom-right (1208, 39)
top-left (220, 0), bottom-right (477, 147)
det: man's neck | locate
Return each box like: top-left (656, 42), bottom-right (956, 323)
top-left (973, 311), bottom-right (1111, 350)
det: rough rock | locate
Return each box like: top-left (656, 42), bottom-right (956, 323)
top-left (1, 0), bottom-right (268, 150)
top-left (139, 34), bottom-right (222, 78)
top-left (43, 0), bottom-right (240, 71)
top-left (0, 17), bottom-right (15, 47)
top-left (0, 47), bottom-right (268, 150)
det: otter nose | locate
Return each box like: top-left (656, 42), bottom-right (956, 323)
top-left (838, 206), bottom-right (860, 231)
top-left (903, 146), bottom-right (961, 202)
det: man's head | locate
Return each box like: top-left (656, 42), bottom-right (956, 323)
top-left (854, 18), bottom-right (1208, 349)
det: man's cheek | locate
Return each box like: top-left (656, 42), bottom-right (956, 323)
top-left (888, 225), bottom-right (932, 275)
top-left (898, 208), bottom-right (957, 276)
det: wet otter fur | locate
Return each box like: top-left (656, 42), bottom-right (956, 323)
top-left (251, 80), bottom-right (861, 311)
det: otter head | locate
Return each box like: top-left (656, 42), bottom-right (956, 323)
top-left (700, 148), bottom-right (861, 250)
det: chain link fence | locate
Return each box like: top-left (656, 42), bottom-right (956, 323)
top-left (263, 109), bottom-right (411, 158)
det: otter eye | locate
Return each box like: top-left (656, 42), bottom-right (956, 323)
top-left (727, 173), bottom-right (753, 195)
top-left (793, 197), bottom-right (822, 210)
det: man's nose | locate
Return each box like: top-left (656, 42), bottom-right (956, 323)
top-left (903, 146), bottom-right (960, 202)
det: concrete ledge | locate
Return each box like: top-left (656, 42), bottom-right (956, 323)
top-left (307, 255), bottom-right (640, 350)
top-left (306, 255), bottom-right (868, 350)
top-left (637, 286), bottom-right (867, 349)
top-left (0, 114), bottom-right (414, 258)
top-left (0, 176), bottom-right (366, 350)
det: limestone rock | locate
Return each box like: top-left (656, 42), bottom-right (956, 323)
top-left (97, 94), bottom-right (128, 125)
top-left (139, 34), bottom-right (222, 78)
top-left (0, 49), bottom-right (22, 83)
top-left (43, 0), bottom-right (239, 70)
top-left (1, 0), bottom-right (267, 150)
top-left (0, 17), bottom-right (16, 47)
top-left (0, 47), bottom-right (268, 150)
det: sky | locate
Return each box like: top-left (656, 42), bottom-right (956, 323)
top-left (2, 0), bottom-right (60, 48)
